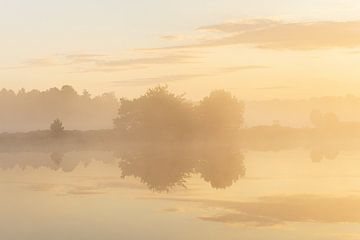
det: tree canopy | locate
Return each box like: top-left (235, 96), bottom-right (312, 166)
top-left (114, 86), bottom-right (195, 140)
top-left (197, 90), bottom-right (244, 135)
top-left (50, 119), bottom-right (64, 137)
top-left (114, 86), bottom-right (244, 140)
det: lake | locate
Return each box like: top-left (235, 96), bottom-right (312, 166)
top-left (1, 147), bottom-right (360, 240)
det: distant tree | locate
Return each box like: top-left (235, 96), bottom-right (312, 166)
top-left (197, 90), bottom-right (244, 135)
top-left (322, 112), bottom-right (339, 128)
top-left (0, 85), bottom-right (120, 132)
top-left (50, 119), bottom-right (64, 137)
top-left (272, 120), bottom-right (281, 127)
top-left (310, 110), bottom-right (339, 128)
top-left (61, 85), bottom-right (77, 97)
top-left (114, 86), bottom-right (194, 140)
top-left (310, 109), bottom-right (323, 128)
top-left (82, 90), bottom-right (91, 99)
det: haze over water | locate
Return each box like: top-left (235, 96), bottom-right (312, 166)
top-left (1, 144), bottom-right (360, 239)
top-left (2, 1), bottom-right (360, 239)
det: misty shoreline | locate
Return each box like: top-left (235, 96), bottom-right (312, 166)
top-left (1, 125), bottom-right (360, 153)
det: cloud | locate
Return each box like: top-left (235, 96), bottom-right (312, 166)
top-left (25, 58), bottom-right (64, 67)
top-left (254, 86), bottom-right (291, 90)
top-left (220, 65), bottom-right (269, 74)
top-left (163, 207), bottom-right (182, 213)
top-left (161, 35), bottom-right (187, 41)
top-left (75, 66), bottom-right (147, 73)
top-left (2, 53), bottom-right (199, 73)
top-left (75, 54), bottom-right (200, 73)
top-left (65, 53), bottom-right (108, 64)
top-left (112, 74), bottom-right (206, 87)
top-left (66, 54), bottom-right (107, 59)
top-left (348, 49), bottom-right (360, 54)
top-left (2, 57), bottom-right (71, 69)
top-left (97, 54), bottom-right (199, 67)
top-left (153, 19), bottom-right (360, 51)
top-left (198, 19), bottom-right (279, 33)
top-left (109, 65), bottom-right (268, 86)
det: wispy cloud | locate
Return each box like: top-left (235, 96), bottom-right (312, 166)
top-left (1, 57), bottom-right (69, 70)
top-left (151, 19), bottom-right (360, 51)
top-left (96, 54), bottom-right (199, 67)
top-left (112, 74), bottom-right (207, 87)
top-left (110, 64), bottom-right (268, 87)
top-left (25, 58), bottom-right (66, 67)
top-left (2, 53), bottom-right (200, 73)
top-left (254, 86), bottom-right (291, 90)
top-left (220, 65), bottom-right (270, 74)
top-left (161, 35), bottom-right (187, 41)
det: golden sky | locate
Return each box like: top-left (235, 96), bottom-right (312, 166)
top-left (1, 0), bottom-right (360, 100)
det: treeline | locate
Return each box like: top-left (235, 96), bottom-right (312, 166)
top-left (0, 86), bottom-right (119, 132)
top-left (113, 86), bottom-right (244, 140)
top-left (246, 95), bottom-right (360, 127)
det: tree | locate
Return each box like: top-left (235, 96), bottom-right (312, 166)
top-left (114, 86), bottom-right (195, 140)
top-left (310, 110), bottom-right (339, 128)
top-left (310, 109), bottom-right (323, 128)
top-left (197, 143), bottom-right (245, 189)
top-left (197, 90), bottom-right (244, 135)
top-left (322, 112), bottom-right (339, 128)
top-left (50, 118), bottom-right (64, 137)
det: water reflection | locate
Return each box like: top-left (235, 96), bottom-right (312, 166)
top-left (0, 151), bottom-right (111, 172)
top-left (2, 146), bottom-right (360, 239)
top-left (0, 141), bottom-right (246, 192)
top-left (310, 148), bottom-right (339, 162)
top-left (0, 140), bottom-right (351, 191)
top-left (116, 141), bottom-right (246, 192)
top-left (196, 142), bottom-right (245, 189)
top-left (174, 195), bottom-right (360, 226)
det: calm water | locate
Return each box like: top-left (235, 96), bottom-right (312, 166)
top-left (1, 147), bottom-right (360, 240)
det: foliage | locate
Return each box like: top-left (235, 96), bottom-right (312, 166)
top-left (114, 86), bottom-right (195, 140)
top-left (310, 110), bottom-right (339, 128)
top-left (196, 90), bottom-right (244, 135)
top-left (0, 85), bottom-right (119, 132)
top-left (50, 119), bottom-right (64, 137)
top-left (114, 87), bottom-right (244, 139)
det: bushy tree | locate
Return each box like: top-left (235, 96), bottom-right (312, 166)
top-left (310, 110), bottom-right (339, 128)
top-left (114, 86), bottom-right (195, 140)
top-left (50, 118), bottom-right (64, 137)
top-left (197, 90), bottom-right (244, 135)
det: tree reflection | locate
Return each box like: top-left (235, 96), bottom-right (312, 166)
top-left (197, 143), bottom-right (245, 189)
top-left (117, 143), bottom-right (195, 192)
top-left (50, 152), bottom-right (64, 171)
top-left (116, 141), bottom-right (246, 192)
top-left (310, 148), bottom-right (339, 162)
top-left (0, 142), bottom-right (246, 192)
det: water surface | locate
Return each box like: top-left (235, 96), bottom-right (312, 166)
top-left (1, 147), bottom-right (360, 240)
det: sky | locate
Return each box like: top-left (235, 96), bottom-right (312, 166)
top-left (1, 0), bottom-right (360, 100)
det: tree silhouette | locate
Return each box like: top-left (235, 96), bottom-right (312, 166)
top-left (117, 143), bottom-right (195, 192)
top-left (197, 143), bottom-right (246, 189)
top-left (116, 141), bottom-right (245, 192)
top-left (50, 118), bottom-right (64, 137)
top-left (0, 85), bottom-right (119, 132)
top-left (114, 86), bottom-right (195, 140)
top-left (197, 90), bottom-right (244, 135)
top-left (310, 110), bottom-right (339, 128)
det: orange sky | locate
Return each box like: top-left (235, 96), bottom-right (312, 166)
top-left (1, 0), bottom-right (360, 100)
